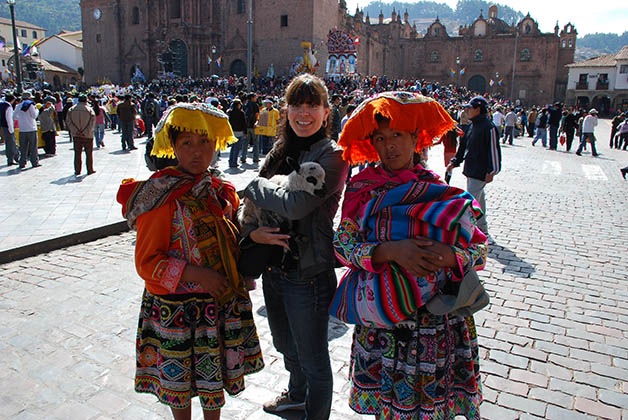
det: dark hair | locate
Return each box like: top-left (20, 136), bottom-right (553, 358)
top-left (4, 93), bottom-right (15, 102)
top-left (280, 74), bottom-right (330, 139)
top-left (284, 74), bottom-right (329, 107)
top-left (91, 100), bottom-right (101, 116)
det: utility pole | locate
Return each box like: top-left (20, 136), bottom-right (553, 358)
top-left (510, 30), bottom-right (518, 102)
top-left (7, 0), bottom-right (23, 94)
top-left (247, 0), bottom-right (253, 90)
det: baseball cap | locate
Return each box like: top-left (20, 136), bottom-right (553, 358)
top-left (462, 96), bottom-right (488, 109)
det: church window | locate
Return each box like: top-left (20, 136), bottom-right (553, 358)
top-left (434, 27), bottom-right (440, 36)
top-left (2, 60), bottom-right (5, 66)
top-left (562, 40), bottom-right (566, 48)
top-left (520, 48), bottom-right (531, 62)
top-left (280, 14), bottom-right (288, 27)
top-left (474, 49), bottom-right (483, 62)
top-left (132, 7), bottom-right (140, 25)
top-left (430, 50), bottom-right (440, 62)
top-left (525, 24), bottom-right (531, 34)
top-left (236, 0), bottom-right (245, 15)
top-left (568, 39), bottom-right (573, 48)
top-left (170, 0), bottom-right (181, 19)
top-left (96, 34), bottom-right (101, 43)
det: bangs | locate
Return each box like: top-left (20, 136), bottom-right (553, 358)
top-left (285, 75), bottom-right (328, 106)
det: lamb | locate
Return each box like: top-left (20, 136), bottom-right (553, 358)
top-left (238, 158), bottom-right (326, 228)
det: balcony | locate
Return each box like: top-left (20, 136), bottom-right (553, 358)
top-left (576, 82), bottom-right (588, 90)
top-left (596, 81), bottom-right (609, 90)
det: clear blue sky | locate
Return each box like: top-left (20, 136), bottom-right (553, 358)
top-left (346, 0), bottom-right (627, 36)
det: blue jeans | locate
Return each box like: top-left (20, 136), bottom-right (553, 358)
top-left (576, 133), bottom-right (598, 156)
top-left (504, 126), bottom-right (514, 144)
top-left (229, 132), bottom-right (245, 167)
top-left (532, 127), bottom-right (547, 147)
top-left (259, 135), bottom-right (273, 155)
top-left (242, 127), bottom-right (259, 162)
top-left (262, 267), bottom-right (336, 420)
top-left (94, 124), bottom-right (105, 147)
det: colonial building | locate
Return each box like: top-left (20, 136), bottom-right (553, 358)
top-left (565, 46), bottom-right (628, 114)
top-left (0, 17), bottom-right (46, 51)
top-left (80, 0), bottom-right (574, 104)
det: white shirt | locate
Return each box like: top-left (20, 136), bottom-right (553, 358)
top-left (504, 111), bottom-right (517, 127)
top-left (582, 115), bottom-right (598, 133)
top-left (14, 101), bottom-right (39, 132)
top-left (492, 111), bottom-right (505, 126)
top-left (2, 101), bottom-right (14, 133)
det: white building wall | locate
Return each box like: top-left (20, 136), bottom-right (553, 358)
top-left (38, 37), bottom-right (83, 71)
top-left (615, 62), bottom-right (628, 90)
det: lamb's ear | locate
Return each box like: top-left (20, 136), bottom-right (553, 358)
top-left (286, 156), bottom-right (300, 172)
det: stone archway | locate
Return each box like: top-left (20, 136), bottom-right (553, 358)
top-left (230, 59), bottom-right (246, 77)
top-left (169, 39), bottom-right (188, 77)
top-left (613, 94), bottom-right (628, 113)
top-left (576, 96), bottom-right (590, 109)
top-left (591, 95), bottom-right (611, 115)
top-left (467, 75), bottom-right (487, 94)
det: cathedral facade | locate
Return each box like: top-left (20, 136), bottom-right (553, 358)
top-left (80, 0), bottom-right (574, 105)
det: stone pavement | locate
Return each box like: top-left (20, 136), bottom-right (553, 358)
top-left (2, 119), bottom-right (628, 419)
top-left (0, 128), bottom-right (259, 254)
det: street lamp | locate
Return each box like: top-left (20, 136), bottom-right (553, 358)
top-left (7, 0), bottom-right (23, 94)
top-left (456, 56), bottom-right (461, 87)
top-left (210, 44), bottom-right (216, 75)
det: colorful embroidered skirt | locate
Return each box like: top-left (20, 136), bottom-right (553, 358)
top-left (135, 290), bottom-right (264, 410)
top-left (348, 309), bottom-right (482, 420)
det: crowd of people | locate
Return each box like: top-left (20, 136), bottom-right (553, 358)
top-left (1, 72), bottom-right (626, 419)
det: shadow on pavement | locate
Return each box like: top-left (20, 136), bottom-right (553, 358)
top-left (487, 239), bottom-right (535, 278)
top-left (51, 175), bottom-right (82, 184)
top-left (256, 305), bottom-right (350, 342)
top-left (109, 150), bottom-right (131, 155)
top-left (263, 410), bottom-right (305, 420)
top-left (1, 167), bottom-right (21, 176)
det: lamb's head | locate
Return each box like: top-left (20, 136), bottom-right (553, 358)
top-left (299, 162), bottom-right (326, 196)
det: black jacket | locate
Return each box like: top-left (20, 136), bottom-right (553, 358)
top-left (450, 113), bottom-right (501, 181)
top-left (227, 106), bottom-right (246, 132)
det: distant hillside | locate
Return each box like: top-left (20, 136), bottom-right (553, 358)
top-left (0, 0), bottom-right (81, 35)
top-left (575, 32), bottom-right (628, 60)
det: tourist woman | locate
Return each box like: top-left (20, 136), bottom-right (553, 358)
top-left (241, 74), bottom-right (349, 420)
top-left (331, 91), bottom-right (488, 419)
top-left (116, 103), bottom-right (264, 420)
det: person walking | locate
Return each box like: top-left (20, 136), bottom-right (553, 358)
top-left (0, 93), bottom-right (19, 166)
top-left (492, 106), bottom-right (505, 139)
top-left (141, 92), bottom-right (160, 138)
top-left (117, 94), bottom-right (137, 150)
top-left (15, 91), bottom-right (41, 169)
top-left (532, 108), bottom-right (548, 147)
top-left (576, 108), bottom-right (599, 157)
top-left (503, 107), bottom-right (516, 145)
top-left (92, 98), bottom-right (107, 149)
top-left (548, 102), bottom-right (563, 150)
top-left (561, 107), bottom-right (578, 152)
top-left (227, 98), bottom-right (247, 168)
top-left (38, 98), bottom-right (57, 156)
top-left (66, 94), bottom-right (96, 176)
top-left (447, 96), bottom-right (501, 235)
top-left (242, 74), bottom-right (348, 420)
top-left (610, 112), bottom-right (625, 149)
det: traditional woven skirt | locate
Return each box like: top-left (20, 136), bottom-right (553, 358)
top-left (348, 309), bottom-right (482, 420)
top-left (135, 289), bottom-right (264, 410)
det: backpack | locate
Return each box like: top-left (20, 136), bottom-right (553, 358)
top-left (146, 101), bottom-right (156, 118)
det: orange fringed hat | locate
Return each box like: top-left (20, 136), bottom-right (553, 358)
top-left (338, 91), bottom-right (456, 165)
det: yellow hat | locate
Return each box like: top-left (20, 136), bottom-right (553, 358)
top-left (152, 102), bottom-right (237, 158)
